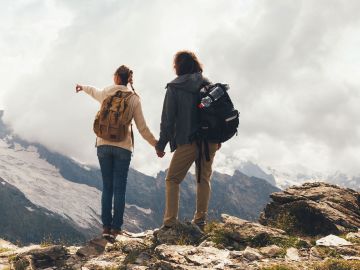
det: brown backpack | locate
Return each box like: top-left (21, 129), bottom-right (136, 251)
top-left (93, 91), bottom-right (135, 142)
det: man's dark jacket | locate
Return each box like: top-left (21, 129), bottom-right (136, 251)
top-left (156, 72), bottom-right (210, 152)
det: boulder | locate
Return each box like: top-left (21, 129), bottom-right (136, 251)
top-left (221, 214), bottom-right (286, 239)
top-left (206, 214), bottom-right (288, 250)
top-left (155, 244), bottom-right (232, 269)
top-left (259, 182), bottom-right (360, 236)
top-left (346, 231), bottom-right (360, 241)
top-left (10, 245), bottom-right (68, 270)
top-left (155, 222), bottom-right (204, 245)
top-left (285, 247), bottom-right (301, 262)
top-left (110, 235), bottom-right (149, 253)
top-left (242, 246), bottom-right (263, 261)
top-left (316, 235), bottom-right (353, 247)
top-left (259, 245), bottom-right (283, 258)
top-left (76, 237), bottom-right (108, 257)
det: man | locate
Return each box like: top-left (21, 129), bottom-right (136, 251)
top-left (156, 50), bottom-right (219, 230)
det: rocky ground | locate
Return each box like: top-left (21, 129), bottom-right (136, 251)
top-left (0, 182), bottom-right (359, 270)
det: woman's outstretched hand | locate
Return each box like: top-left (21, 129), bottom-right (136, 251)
top-left (75, 84), bottom-right (83, 93)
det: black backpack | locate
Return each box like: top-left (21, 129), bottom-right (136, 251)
top-left (193, 82), bottom-right (239, 182)
top-left (197, 83), bottom-right (239, 143)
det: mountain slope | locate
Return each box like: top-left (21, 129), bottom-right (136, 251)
top-left (0, 177), bottom-right (86, 245)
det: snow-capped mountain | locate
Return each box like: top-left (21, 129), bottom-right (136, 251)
top-left (237, 161), bottom-right (276, 186)
top-left (0, 139), bottom-right (101, 230)
top-left (237, 161), bottom-right (359, 191)
top-left (0, 177), bottom-right (88, 244)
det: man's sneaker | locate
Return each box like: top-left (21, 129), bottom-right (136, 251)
top-left (192, 221), bottom-right (206, 232)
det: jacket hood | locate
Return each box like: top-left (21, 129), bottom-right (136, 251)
top-left (105, 84), bottom-right (132, 92)
top-left (166, 72), bottom-right (205, 93)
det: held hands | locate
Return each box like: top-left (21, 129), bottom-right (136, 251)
top-left (156, 150), bottom-right (165, 158)
top-left (155, 140), bottom-right (165, 158)
top-left (75, 84), bottom-right (83, 93)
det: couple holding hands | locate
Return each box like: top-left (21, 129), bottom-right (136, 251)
top-left (76, 51), bottom-right (220, 238)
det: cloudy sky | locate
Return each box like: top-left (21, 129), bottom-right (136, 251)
top-left (1, 0), bottom-right (360, 176)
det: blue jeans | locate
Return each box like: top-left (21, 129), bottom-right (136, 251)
top-left (97, 145), bottom-right (131, 230)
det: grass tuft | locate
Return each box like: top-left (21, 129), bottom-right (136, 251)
top-left (0, 247), bottom-right (10, 253)
top-left (314, 259), bottom-right (360, 270)
top-left (205, 221), bottom-right (310, 251)
top-left (261, 265), bottom-right (295, 270)
top-left (269, 212), bottom-right (298, 235)
top-left (314, 246), bottom-right (342, 259)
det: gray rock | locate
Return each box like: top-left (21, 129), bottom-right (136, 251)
top-left (260, 182), bottom-right (360, 236)
top-left (208, 214), bottom-right (288, 250)
top-left (229, 250), bottom-right (243, 259)
top-left (316, 234), bottom-right (353, 247)
top-left (285, 247), bottom-right (301, 261)
top-left (335, 246), bottom-right (360, 256)
top-left (259, 245), bottom-right (283, 258)
top-left (155, 222), bottom-right (204, 245)
top-left (342, 255), bottom-right (360, 260)
top-left (309, 247), bottom-right (324, 260)
top-left (135, 252), bottom-right (151, 265)
top-left (113, 235), bottom-right (148, 253)
top-left (155, 244), bottom-right (231, 268)
top-left (76, 237), bottom-right (108, 257)
top-left (198, 240), bottom-right (216, 248)
top-left (10, 245), bottom-right (68, 270)
top-left (242, 247), bottom-right (263, 261)
top-left (126, 265), bottom-right (149, 270)
top-left (222, 214), bottom-right (286, 238)
top-left (346, 231), bottom-right (360, 240)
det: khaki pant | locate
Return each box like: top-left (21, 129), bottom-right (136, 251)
top-left (163, 142), bottom-right (218, 226)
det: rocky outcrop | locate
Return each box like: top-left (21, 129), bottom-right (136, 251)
top-left (10, 245), bottom-right (68, 270)
top-left (259, 182), bottom-right (360, 235)
top-left (1, 183), bottom-right (359, 269)
top-left (1, 218), bottom-right (360, 270)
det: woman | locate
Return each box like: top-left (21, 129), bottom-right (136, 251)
top-left (76, 65), bottom-right (157, 238)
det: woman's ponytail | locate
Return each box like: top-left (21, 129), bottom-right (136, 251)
top-left (114, 65), bottom-right (136, 93)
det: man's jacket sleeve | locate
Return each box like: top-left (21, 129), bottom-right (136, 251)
top-left (156, 87), bottom-right (177, 152)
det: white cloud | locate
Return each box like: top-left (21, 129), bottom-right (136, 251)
top-left (1, 0), bottom-right (360, 176)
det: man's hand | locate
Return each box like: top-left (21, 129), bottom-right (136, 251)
top-left (75, 84), bottom-right (83, 93)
